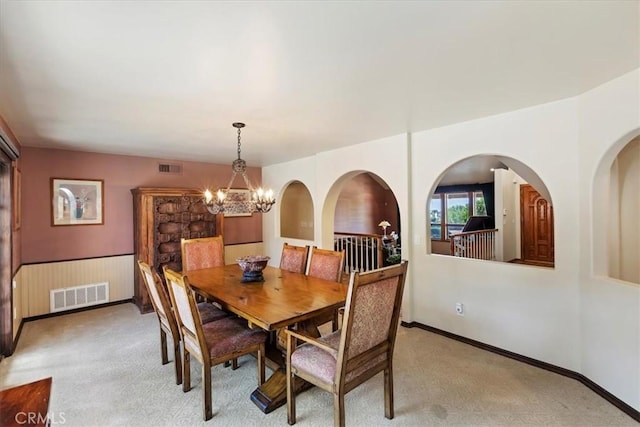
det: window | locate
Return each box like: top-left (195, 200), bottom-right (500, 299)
top-left (429, 191), bottom-right (485, 240)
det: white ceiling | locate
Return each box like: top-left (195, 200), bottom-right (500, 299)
top-left (0, 1), bottom-right (638, 168)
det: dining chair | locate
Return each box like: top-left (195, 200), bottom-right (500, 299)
top-left (163, 266), bottom-right (267, 421)
top-left (137, 260), bottom-right (229, 385)
top-left (285, 261), bottom-right (408, 427)
top-left (279, 243), bottom-right (310, 274)
top-left (181, 235), bottom-right (225, 271)
top-left (307, 246), bottom-right (346, 330)
top-left (307, 246), bottom-right (345, 282)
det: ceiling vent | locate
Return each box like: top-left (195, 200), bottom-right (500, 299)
top-left (158, 163), bottom-right (183, 174)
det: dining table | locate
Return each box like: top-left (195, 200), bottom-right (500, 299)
top-left (184, 264), bottom-right (348, 414)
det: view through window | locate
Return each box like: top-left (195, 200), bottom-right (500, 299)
top-left (430, 191), bottom-right (486, 240)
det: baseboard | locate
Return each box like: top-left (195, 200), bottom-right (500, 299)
top-left (401, 321), bottom-right (640, 423)
top-left (23, 299), bottom-right (133, 323)
top-left (7, 318), bottom-right (25, 357)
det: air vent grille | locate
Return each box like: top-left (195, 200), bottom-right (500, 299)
top-left (50, 282), bottom-right (109, 312)
top-left (158, 163), bottom-right (183, 174)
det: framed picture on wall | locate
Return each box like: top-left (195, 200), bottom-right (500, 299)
top-left (51, 178), bottom-right (104, 226)
top-left (223, 188), bottom-right (253, 217)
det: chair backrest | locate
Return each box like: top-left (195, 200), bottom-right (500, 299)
top-left (279, 243), bottom-right (310, 274)
top-left (181, 236), bottom-right (225, 271)
top-left (335, 261), bottom-right (408, 385)
top-left (137, 260), bottom-right (176, 332)
top-left (163, 266), bottom-right (206, 361)
top-left (307, 246), bottom-right (345, 282)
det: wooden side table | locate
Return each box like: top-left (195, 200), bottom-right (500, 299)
top-left (0, 377), bottom-right (52, 427)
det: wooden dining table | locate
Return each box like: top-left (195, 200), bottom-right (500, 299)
top-left (184, 264), bottom-right (348, 413)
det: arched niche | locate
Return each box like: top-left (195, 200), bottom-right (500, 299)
top-left (334, 172), bottom-right (400, 237)
top-left (600, 135), bottom-right (639, 284)
top-left (279, 180), bottom-right (314, 240)
top-left (427, 154), bottom-right (554, 267)
top-left (322, 171), bottom-right (401, 271)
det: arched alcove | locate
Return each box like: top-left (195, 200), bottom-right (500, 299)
top-left (605, 135), bottom-right (639, 284)
top-left (324, 171), bottom-right (401, 272)
top-left (334, 172), bottom-right (399, 236)
top-left (427, 155), bottom-right (554, 267)
top-left (279, 180), bottom-right (314, 240)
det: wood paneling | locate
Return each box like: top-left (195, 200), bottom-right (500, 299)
top-left (20, 255), bottom-right (134, 317)
top-left (334, 173), bottom-right (398, 235)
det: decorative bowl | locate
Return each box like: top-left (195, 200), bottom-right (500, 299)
top-left (237, 255), bottom-right (270, 282)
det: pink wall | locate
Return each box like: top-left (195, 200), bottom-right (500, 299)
top-left (20, 147), bottom-right (263, 264)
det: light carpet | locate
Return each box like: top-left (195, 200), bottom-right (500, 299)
top-left (0, 303), bottom-right (635, 426)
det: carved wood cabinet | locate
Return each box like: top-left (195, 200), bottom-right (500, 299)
top-left (131, 187), bottom-right (223, 313)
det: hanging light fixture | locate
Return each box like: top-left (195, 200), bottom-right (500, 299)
top-left (203, 122), bottom-right (275, 214)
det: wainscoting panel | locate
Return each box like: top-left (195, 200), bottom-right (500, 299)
top-left (22, 255), bottom-right (134, 317)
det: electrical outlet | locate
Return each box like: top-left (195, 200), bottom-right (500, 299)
top-left (455, 303), bottom-right (464, 316)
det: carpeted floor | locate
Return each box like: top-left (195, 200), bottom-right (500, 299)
top-left (0, 303), bottom-right (636, 426)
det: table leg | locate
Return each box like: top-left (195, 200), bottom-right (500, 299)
top-left (250, 320), bottom-right (322, 413)
top-left (250, 369), bottom-right (311, 413)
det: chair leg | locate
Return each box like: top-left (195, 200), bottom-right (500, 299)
top-left (203, 362), bottom-right (212, 421)
top-left (183, 351), bottom-right (191, 393)
top-left (173, 341), bottom-right (182, 385)
top-left (286, 336), bottom-right (296, 425)
top-left (160, 329), bottom-right (169, 364)
top-left (333, 393), bottom-right (345, 427)
top-left (331, 310), bottom-right (338, 332)
top-left (384, 366), bottom-right (394, 419)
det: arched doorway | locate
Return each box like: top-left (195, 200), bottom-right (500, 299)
top-left (330, 172), bottom-right (400, 272)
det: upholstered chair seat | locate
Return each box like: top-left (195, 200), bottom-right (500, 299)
top-left (197, 302), bottom-right (228, 324)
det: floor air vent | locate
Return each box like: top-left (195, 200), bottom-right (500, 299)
top-left (50, 282), bottom-right (109, 312)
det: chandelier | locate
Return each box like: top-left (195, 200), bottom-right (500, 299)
top-left (203, 122), bottom-right (275, 214)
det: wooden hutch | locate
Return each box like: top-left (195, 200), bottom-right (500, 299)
top-left (131, 187), bottom-right (223, 313)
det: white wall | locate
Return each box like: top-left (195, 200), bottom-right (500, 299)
top-left (494, 168), bottom-right (528, 262)
top-left (578, 69), bottom-right (640, 410)
top-left (411, 98), bottom-right (581, 371)
top-left (262, 69), bottom-right (640, 411)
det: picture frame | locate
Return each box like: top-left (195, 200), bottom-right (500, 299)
top-left (223, 188), bottom-right (253, 217)
top-left (51, 178), bottom-right (104, 226)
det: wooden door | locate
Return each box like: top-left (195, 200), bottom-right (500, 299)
top-left (520, 184), bottom-right (554, 265)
